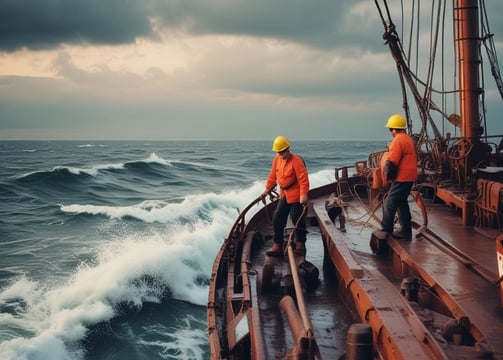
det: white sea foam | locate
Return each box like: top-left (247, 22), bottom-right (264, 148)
top-left (136, 152), bottom-right (224, 170)
top-left (0, 183), bottom-right (264, 360)
top-left (60, 155), bottom-right (174, 176)
top-left (16, 162), bottom-right (126, 179)
top-left (16, 151), bottom-right (240, 180)
top-left (148, 314), bottom-right (207, 359)
top-left (54, 163), bottom-right (126, 177)
top-left (144, 152), bottom-right (172, 166)
top-left (60, 185), bottom-right (263, 224)
top-left (17, 152), bottom-right (163, 180)
top-left (77, 144), bottom-right (95, 148)
top-left (1, 169), bottom-right (334, 360)
top-left (0, 222), bottom-right (223, 359)
top-left (59, 168), bottom-right (333, 223)
top-left (310, 168), bottom-right (334, 188)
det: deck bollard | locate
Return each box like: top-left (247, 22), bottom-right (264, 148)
top-left (400, 277), bottom-right (419, 302)
top-left (345, 323), bottom-right (373, 360)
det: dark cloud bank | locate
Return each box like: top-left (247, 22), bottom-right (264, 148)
top-left (0, 0), bottom-right (358, 52)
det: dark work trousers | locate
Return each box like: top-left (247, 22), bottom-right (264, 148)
top-left (381, 181), bottom-right (414, 233)
top-left (272, 196), bottom-right (307, 244)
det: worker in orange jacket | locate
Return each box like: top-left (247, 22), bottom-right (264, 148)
top-left (262, 136), bottom-right (310, 256)
top-left (374, 114), bottom-right (418, 240)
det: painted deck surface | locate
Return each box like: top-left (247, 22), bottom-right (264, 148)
top-left (208, 182), bottom-right (503, 359)
top-left (249, 220), bottom-right (355, 359)
top-left (407, 202), bottom-right (503, 357)
top-left (251, 193), bottom-right (503, 358)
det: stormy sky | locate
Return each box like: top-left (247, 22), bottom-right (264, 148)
top-left (0, 0), bottom-right (502, 141)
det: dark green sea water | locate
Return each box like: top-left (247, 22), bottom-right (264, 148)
top-left (0, 140), bottom-right (385, 360)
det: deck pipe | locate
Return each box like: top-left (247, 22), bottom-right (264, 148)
top-left (279, 295), bottom-right (312, 359)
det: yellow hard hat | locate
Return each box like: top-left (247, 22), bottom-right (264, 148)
top-left (272, 135), bottom-right (291, 152)
top-left (385, 114), bottom-right (407, 129)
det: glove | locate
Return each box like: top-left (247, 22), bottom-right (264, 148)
top-left (384, 160), bottom-right (398, 181)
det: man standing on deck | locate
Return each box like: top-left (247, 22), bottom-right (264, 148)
top-left (261, 135), bottom-right (310, 256)
top-left (374, 114), bottom-right (418, 240)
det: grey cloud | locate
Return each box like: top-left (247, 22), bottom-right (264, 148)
top-left (2, 0), bottom-right (499, 54)
top-left (156, 0), bottom-right (352, 48)
top-left (0, 0), bottom-right (153, 51)
top-left (0, 0), bottom-right (381, 52)
top-left (158, 0), bottom-right (387, 51)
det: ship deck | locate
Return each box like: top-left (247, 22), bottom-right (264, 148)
top-left (406, 199), bottom-right (503, 356)
top-left (247, 189), bottom-right (503, 359)
top-left (320, 189), bottom-right (503, 358)
top-left (208, 179), bottom-right (503, 359)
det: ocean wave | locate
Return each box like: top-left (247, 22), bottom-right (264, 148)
top-left (16, 163), bottom-right (126, 181)
top-left (60, 200), bottom-right (181, 223)
top-left (0, 141), bottom-right (374, 360)
top-left (0, 196), bottom-right (237, 360)
top-left (59, 184), bottom-right (258, 223)
top-left (13, 152), bottom-right (234, 188)
top-left (0, 167), bottom-right (335, 360)
top-left (143, 152), bottom-right (172, 166)
top-left (58, 169), bottom-right (334, 223)
top-left (142, 313), bottom-right (207, 359)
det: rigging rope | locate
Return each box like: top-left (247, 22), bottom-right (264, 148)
top-left (479, 0), bottom-right (503, 100)
top-left (375, 0), bottom-right (444, 140)
top-left (374, 0), bottom-right (503, 186)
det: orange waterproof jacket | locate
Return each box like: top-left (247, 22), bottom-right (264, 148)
top-left (387, 132), bottom-right (418, 182)
top-left (265, 152), bottom-right (309, 204)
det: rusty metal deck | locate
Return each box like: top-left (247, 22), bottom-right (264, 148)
top-left (317, 191), bottom-right (503, 359)
top-left (208, 183), bottom-right (503, 359)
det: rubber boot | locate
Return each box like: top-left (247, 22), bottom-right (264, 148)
top-left (392, 229), bottom-right (412, 240)
top-left (266, 242), bottom-right (283, 256)
top-left (294, 241), bottom-right (306, 255)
